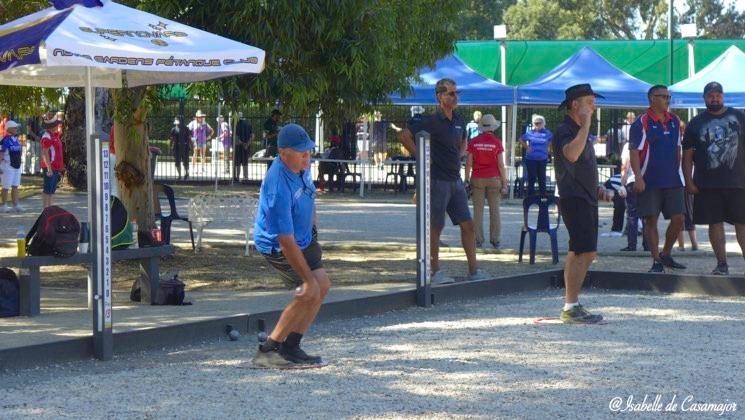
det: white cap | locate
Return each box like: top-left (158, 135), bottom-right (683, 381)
top-left (5, 120), bottom-right (19, 130)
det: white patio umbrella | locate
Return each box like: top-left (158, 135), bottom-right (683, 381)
top-left (0, 0), bottom-right (265, 359)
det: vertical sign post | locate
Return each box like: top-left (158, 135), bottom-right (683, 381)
top-left (415, 131), bottom-right (432, 307)
top-left (89, 134), bottom-right (112, 360)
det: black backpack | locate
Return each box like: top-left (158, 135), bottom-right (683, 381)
top-left (130, 274), bottom-right (191, 306)
top-left (26, 206), bottom-right (80, 258)
top-left (0, 267), bottom-right (20, 317)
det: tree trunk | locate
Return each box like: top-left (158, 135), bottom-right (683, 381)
top-left (62, 88), bottom-right (87, 190)
top-left (113, 88), bottom-right (155, 239)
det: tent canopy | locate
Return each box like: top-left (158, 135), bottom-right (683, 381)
top-left (0, 0), bottom-right (265, 88)
top-left (516, 47), bottom-right (652, 108)
top-left (670, 46), bottom-right (745, 108)
top-left (389, 55), bottom-right (514, 106)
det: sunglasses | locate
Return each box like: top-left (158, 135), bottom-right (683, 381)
top-left (439, 90), bottom-right (461, 97)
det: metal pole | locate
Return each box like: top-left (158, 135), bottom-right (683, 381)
top-left (669, 0), bottom-right (674, 85)
top-left (500, 40), bottom-right (507, 149)
top-left (687, 38), bottom-right (695, 121)
top-left (415, 131), bottom-right (432, 307)
top-left (509, 98), bottom-right (518, 200)
top-left (86, 68), bottom-right (112, 361)
top-left (214, 102), bottom-right (221, 191)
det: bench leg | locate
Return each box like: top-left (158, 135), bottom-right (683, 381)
top-left (244, 225), bottom-right (251, 257)
top-left (19, 267), bottom-right (41, 316)
top-left (139, 258), bottom-right (161, 304)
top-left (195, 224), bottom-right (205, 253)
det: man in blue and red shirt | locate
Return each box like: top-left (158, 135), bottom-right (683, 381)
top-left (629, 85), bottom-right (686, 273)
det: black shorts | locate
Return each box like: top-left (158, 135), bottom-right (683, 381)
top-left (263, 239), bottom-right (323, 289)
top-left (693, 188), bottom-right (745, 225)
top-left (560, 197), bottom-right (598, 254)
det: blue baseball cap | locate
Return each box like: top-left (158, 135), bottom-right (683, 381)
top-left (278, 123), bottom-right (315, 152)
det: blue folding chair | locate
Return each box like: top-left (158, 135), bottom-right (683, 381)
top-left (518, 195), bottom-right (561, 264)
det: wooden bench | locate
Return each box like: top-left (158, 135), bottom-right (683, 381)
top-left (0, 245), bottom-right (175, 317)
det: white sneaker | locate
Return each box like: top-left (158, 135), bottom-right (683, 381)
top-left (467, 269), bottom-right (492, 281)
top-left (13, 204), bottom-right (24, 212)
top-left (1, 204), bottom-right (11, 213)
top-left (431, 271), bottom-right (456, 285)
top-left (609, 231), bottom-right (623, 237)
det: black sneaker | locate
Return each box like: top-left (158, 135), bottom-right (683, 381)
top-left (711, 262), bottom-right (729, 275)
top-left (659, 253), bottom-right (686, 269)
top-left (252, 348), bottom-right (298, 369)
top-left (620, 246), bottom-right (636, 251)
top-left (648, 261), bottom-right (665, 273)
top-left (279, 344), bottom-right (323, 365)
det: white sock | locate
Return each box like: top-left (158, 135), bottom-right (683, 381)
top-left (563, 302), bottom-right (579, 311)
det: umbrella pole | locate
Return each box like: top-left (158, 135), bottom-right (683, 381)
top-left (85, 67), bottom-right (113, 361)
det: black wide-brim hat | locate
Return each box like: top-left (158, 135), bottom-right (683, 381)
top-left (558, 83), bottom-right (605, 110)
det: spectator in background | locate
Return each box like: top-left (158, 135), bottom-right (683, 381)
top-left (25, 114), bottom-right (43, 175)
top-left (0, 120), bottom-right (24, 212)
top-left (621, 112), bottom-right (635, 145)
top-left (466, 110), bottom-right (482, 141)
top-left (620, 140), bottom-right (648, 252)
top-left (0, 111), bottom-right (9, 137)
top-left (263, 109), bottom-right (282, 157)
top-left (218, 115), bottom-right (232, 173)
top-left (41, 115), bottom-right (64, 209)
top-left (234, 112), bottom-right (253, 182)
top-left (677, 120), bottom-right (698, 251)
top-left (191, 110), bottom-right (213, 174)
top-left (520, 114), bottom-right (553, 196)
top-left (600, 173), bottom-right (625, 237)
top-left (371, 111), bottom-right (389, 166)
top-left (465, 114), bottom-right (507, 249)
top-left (169, 117), bottom-right (191, 180)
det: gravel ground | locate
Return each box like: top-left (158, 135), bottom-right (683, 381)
top-left (2, 290), bottom-right (744, 419)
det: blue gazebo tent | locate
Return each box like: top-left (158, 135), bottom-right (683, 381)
top-left (389, 55), bottom-right (514, 105)
top-left (670, 46), bottom-right (745, 108)
top-left (516, 47), bottom-right (652, 107)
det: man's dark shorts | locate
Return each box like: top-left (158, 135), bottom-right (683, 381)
top-left (560, 197), bottom-right (598, 254)
top-left (263, 238), bottom-right (323, 289)
top-left (636, 187), bottom-right (685, 219)
top-left (431, 178), bottom-right (472, 228)
top-left (43, 170), bottom-right (61, 194)
top-left (693, 188), bottom-right (745, 225)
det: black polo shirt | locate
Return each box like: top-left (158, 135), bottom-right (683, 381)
top-left (407, 108), bottom-right (466, 181)
top-left (553, 115), bottom-right (598, 205)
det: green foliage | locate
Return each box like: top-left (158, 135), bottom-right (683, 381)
top-left (454, 0), bottom-right (517, 40)
top-left (138, 0), bottom-right (464, 122)
top-left (0, 0), bottom-right (65, 116)
top-left (681, 0), bottom-right (745, 39)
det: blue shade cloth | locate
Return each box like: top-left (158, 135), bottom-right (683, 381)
top-left (517, 47), bottom-right (652, 108)
top-left (0, 10), bottom-right (71, 72)
top-left (49, 0), bottom-right (102, 9)
top-left (670, 46), bottom-right (745, 108)
top-left (389, 55), bottom-right (515, 106)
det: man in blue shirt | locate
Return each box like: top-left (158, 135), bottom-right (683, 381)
top-left (252, 123), bottom-right (330, 369)
top-left (399, 78), bottom-right (491, 285)
top-left (629, 85), bottom-right (686, 273)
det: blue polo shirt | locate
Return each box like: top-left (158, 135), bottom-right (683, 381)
top-left (521, 128), bottom-right (553, 161)
top-left (407, 108), bottom-right (466, 181)
top-left (254, 156), bottom-right (316, 254)
top-left (629, 109), bottom-right (684, 189)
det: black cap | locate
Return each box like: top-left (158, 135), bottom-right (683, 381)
top-left (271, 109), bottom-right (282, 116)
top-left (559, 83), bottom-right (605, 110)
top-left (703, 81), bottom-right (723, 96)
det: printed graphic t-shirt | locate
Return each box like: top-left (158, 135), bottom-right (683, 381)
top-left (682, 107), bottom-right (745, 189)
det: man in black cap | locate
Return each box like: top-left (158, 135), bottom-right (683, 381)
top-left (553, 83), bottom-right (611, 324)
top-left (682, 81), bottom-right (745, 275)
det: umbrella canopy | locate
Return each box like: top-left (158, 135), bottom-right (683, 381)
top-left (0, 0), bottom-right (265, 360)
top-left (670, 46), bottom-right (745, 108)
top-left (516, 47), bottom-right (651, 108)
top-left (0, 0), bottom-right (265, 88)
top-left (389, 55), bottom-right (515, 106)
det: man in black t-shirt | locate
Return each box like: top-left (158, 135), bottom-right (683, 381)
top-left (234, 112), bottom-right (253, 182)
top-left (400, 78), bottom-right (490, 284)
top-left (553, 84), bottom-right (612, 324)
top-left (682, 81), bottom-right (745, 275)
